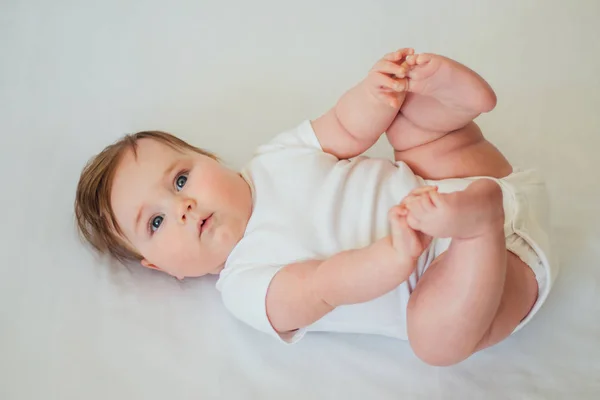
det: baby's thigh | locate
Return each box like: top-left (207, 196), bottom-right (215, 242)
top-left (395, 122), bottom-right (512, 180)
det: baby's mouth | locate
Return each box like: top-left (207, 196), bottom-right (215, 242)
top-left (198, 213), bottom-right (214, 237)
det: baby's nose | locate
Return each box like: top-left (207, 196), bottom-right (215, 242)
top-left (178, 198), bottom-right (198, 223)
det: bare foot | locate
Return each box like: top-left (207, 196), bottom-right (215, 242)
top-left (388, 205), bottom-right (432, 261)
top-left (399, 180), bottom-right (504, 239)
top-left (400, 53), bottom-right (497, 113)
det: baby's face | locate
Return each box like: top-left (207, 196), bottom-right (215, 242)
top-left (110, 139), bottom-right (252, 279)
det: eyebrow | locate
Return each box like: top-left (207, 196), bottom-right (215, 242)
top-left (133, 159), bottom-right (181, 236)
top-left (134, 205), bottom-right (147, 236)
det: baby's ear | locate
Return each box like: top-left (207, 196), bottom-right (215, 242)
top-left (141, 259), bottom-right (161, 271)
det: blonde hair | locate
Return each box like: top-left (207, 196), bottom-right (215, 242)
top-left (74, 130), bottom-right (217, 263)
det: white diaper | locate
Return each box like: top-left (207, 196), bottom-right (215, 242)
top-left (413, 168), bottom-right (557, 333)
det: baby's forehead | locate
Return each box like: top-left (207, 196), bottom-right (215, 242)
top-left (132, 138), bottom-right (187, 158)
top-left (114, 140), bottom-right (185, 184)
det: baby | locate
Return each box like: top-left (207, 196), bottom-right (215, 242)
top-left (75, 48), bottom-right (555, 366)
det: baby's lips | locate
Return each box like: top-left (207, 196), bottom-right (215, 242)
top-left (197, 213), bottom-right (214, 236)
top-left (196, 216), bottom-right (207, 235)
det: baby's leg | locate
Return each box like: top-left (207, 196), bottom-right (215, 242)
top-left (400, 180), bottom-right (538, 366)
top-left (386, 54), bottom-right (509, 179)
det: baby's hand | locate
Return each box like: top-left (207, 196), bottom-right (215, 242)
top-left (388, 186), bottom-right (436, 262)
top-left (364, 48), bottom-right (414, 108)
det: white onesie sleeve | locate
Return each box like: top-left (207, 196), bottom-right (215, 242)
top-left (254, 120), bottom-right (324, 154)
top-left (217, 264), bottom-right (308, 344)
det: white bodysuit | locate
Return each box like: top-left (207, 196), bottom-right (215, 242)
top-left (216, 120), bottom-right (556, 343)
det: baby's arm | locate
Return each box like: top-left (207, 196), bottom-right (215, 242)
top-left (266, 204), bottom-right (430, 335)
top-left (311, 48), bottom-right (413, 160)
top-left (266, 238), bottom-right (406, 334)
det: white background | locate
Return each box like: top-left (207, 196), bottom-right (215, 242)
top-left (1, 0), bottom-right (599, 399)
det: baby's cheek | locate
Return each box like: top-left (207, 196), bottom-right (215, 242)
top-left (151, 236), bottom-right (184, 264)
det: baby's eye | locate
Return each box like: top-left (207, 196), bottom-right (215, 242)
top-left (150, 215), bottom-right (164, 233)
top-left (175, 172), bottom-right (188, 191)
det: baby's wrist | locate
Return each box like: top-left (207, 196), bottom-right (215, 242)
top-left (380, 235), bottom-right (419, 271)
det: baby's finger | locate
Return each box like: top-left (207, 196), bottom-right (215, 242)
top-left (397, 204), bottom-right (408, 216)
top-left (399, 194), bottom-right (417, 208)
top-left (383, 48), bottom-right (414, 62)
top-left (383, 51), bottom-right (403, 62)
top-left (402, 195), bottom-right (418, 205)
top-left (406, 213), bottom-right (421, 231)
top-left (370, 72), bottom-right (407, 92)
top-left (388, 205), bottom-right (405, 221)
top-left (371, 60), bottom-right (409, 78)
top-left (407, 185), bottom-right (438, 197)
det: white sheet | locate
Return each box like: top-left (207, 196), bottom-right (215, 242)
top-left (2, 0), bottom-right (599, 398)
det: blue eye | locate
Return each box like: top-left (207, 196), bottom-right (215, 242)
top-left (150, 215), bottom-right (163, 233)
top-left (175, 173), bottom-right (188, 191)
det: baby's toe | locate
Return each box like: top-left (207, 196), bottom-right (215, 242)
top-left (428, 189), bottom-right (443, 208)
top-left (405, 55), bottom-right (417, 66)
top-left (408, 194), bottom-right (437, 216)
top-left (415, 53), bottom-right (433, 65)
